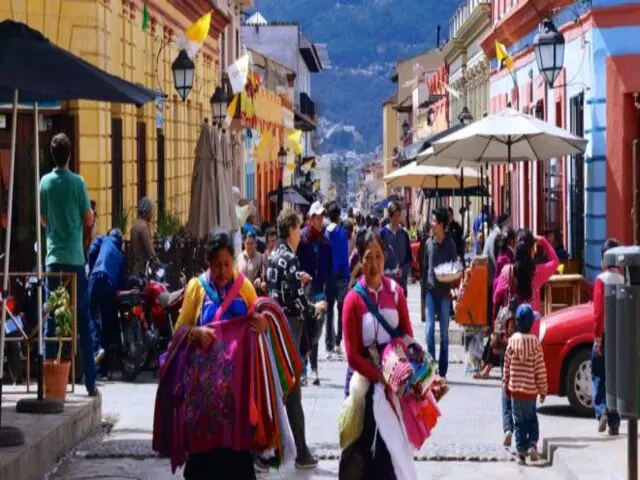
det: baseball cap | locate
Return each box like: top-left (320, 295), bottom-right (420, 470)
top-left (515, 304), bottom-right (540, 330)
top-left (309, 201), bottom-right (325, 217)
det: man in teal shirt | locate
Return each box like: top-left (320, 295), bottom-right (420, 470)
top-left (40, 133), bottom-right (98, 396)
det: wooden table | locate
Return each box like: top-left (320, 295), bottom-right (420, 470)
top-left (543, 274), bottom-right (584, 316)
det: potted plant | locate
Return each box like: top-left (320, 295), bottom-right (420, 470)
top-left (43, 285), bottom-right (73, 401)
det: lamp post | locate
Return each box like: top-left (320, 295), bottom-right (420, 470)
top-left (210, 86), bottom-right (227, 126)
top-left (172, 49), bottom-right (195, 101)
top-left (277, 145), bottom-right (287, 213)
top-left (533, 18), bottom-right (565, 88)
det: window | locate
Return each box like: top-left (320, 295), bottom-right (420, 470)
top-left (235, 29), bottom-right (239, 60)
top-left (136, 121), bottom-right (147, 201)
top-left (221, 32), bottom-right (226, 70)
top-left (568, 92), bottom-right (585, 260)
top-left (542, 101), bottom-right (564, 234)
top-left (111, 117), bottom-right (123, 226)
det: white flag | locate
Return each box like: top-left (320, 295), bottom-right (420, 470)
top-left (228, 53), bottom-right (252, 94)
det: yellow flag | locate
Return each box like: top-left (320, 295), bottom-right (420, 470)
top-left (288, 130), bottom-right (303, 155)
top-left (177, 11), bottom-right (213, 58)
top-left (495, 41), bottom-right (513, 71)
top-left (224, 94), bottom-right (239, 128)
top-left (256, 129), bottom-right (273, 161)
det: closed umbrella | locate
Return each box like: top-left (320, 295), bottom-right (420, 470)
top-left (217, 127), bottom-right (240, 232)
top-left (186, 123), bottom-right (218, 238)
top-left (0, 20), bottom-right (156, 439)
top-left (384, 162), bottom-right (483, 189)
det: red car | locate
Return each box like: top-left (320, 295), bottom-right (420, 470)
top-left (539, 303), bottom-right (594, 415)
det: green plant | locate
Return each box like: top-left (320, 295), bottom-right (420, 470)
top-left (157, 210), bottom-right (183, 237)
top-left (46, 285), bottom-right (72, 362)
top-left (113, 208), bottom-right (132, 235)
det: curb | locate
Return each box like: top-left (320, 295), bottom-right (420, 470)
top-left (0, 394), bottom-right (102, 480)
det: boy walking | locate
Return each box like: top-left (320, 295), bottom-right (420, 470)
top-left (592, 238), bottom-right (622, 435)
top-left (503, 304), bottom-right (547, 464)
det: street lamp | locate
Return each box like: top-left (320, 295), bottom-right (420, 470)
top-left (277, 145), bottom-right (287, 212)
top-left (457, 106), bottom-right (473, 125)
top-left (172, 49), bottom-right (195, 102)
top-left (210, 86), bottom-right (227, 125)
top-left (533, 18), bottom-right (565, 88)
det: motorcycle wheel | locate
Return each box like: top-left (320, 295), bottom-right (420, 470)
top-left (120, 316), bottom-right (148, 382)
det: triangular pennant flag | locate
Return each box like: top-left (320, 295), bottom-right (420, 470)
top-left (228, 53), bottom-right (252, 94)
top-left (495, 41), bottom-right (514, 71)
top-left (224, 94), bottom-right (239, 128)
top-left (256, 129), bottom-right (273, 158)
top-left (176, 11), bottom-right (212, 58)
top-left (288, 130), bottom-right (303, 156)
top-left (142, 3), bottom-right (150, 31)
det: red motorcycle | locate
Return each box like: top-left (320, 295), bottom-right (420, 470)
top-left (116, 260), bottom-right (185, 381)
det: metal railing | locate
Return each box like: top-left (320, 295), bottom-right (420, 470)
top-left (449, 0), bottom-right (491, 39)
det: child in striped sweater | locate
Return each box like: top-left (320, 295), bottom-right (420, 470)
top-left (503, 304), bottom-right (548, 464)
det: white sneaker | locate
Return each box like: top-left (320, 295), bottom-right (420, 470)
top-left (503, 430), bottom-right (513, 448)
top-left (598, 415), bottom-right (608, 433)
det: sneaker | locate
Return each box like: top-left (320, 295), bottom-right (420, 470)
top-left (300, 374), bottom-right (308, 387)
top-left (598, 415), bottom-right (608, 433)
top-left (334, 345), bottom-right (342, 355)
top-left (295, 453), bottom-right (318, 470)
top-left (94, 348), bottom-right (105, 365)
top-left (517, 453), bottom-right (527, 465)
top-left (254, 458), bottom-right (270, 473)
top-left (87, 387), bottom-right (100, 397)
top-left (503, 431), bottom-right (513, 448)
top-left (609, 426), bottom-right (620, 436)
top-left (312, 370), bottom-right (320, 386)
top-left (528, 446), bottom-right (539, 462)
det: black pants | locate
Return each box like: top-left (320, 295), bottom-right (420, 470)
top-left (287, 316), bottom-right (311, 459)
top-left (184, 449), bottom-right (255, 480)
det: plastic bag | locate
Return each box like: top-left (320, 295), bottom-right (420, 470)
top-left (338, 372), bottom-right (369, 449)
top-left (465, 332), bottom-right (484, 373)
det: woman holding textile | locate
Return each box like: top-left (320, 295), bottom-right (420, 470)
top-left (174, 231), bottom-right (268, 480)
top-left (340, 229), bottom-right (415, 479)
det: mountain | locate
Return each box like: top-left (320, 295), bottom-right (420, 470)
top-left (250, 0), bottom-right (460, 153)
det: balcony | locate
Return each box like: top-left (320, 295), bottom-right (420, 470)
top-left (449, 0), bottom-right (491, 40)
top-left (295, 92), bottom-right (316, 131)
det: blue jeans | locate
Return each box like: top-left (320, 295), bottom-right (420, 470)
top-left (45, 264), bottom-right (97, 391)
top-left (591, 338), bottom-right (621, 428)
top-left (502, 389), bottom-right (514, 433)
top-left (89, 277), bottom-right (117, 376)
top-left (425, 291), bottom-right (451, 378)
top-left (511, 398), bottom-right (539, 454)
top-left (325, 277), bottom-right (348, 350)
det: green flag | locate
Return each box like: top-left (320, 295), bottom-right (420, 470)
top-left (142, 3), bottom-right (150, 31)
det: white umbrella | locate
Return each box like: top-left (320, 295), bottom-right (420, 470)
top-left (384, 162), bottom-right (483, 189)
top-left (419, 108), bottom-right (588, 167)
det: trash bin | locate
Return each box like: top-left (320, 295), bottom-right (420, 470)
top-left (602, 246), bottom-right (626, 411)
top-left (608, 246), bottom-right (640, 418)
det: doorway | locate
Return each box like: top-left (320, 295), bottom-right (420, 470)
top-left (568, 92), bottom-right (585, 260)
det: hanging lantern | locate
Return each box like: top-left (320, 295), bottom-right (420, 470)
top-left (457, 106), bottom-right (473, 125)
top-left (210, 86), bottom-right (227, 125)
top-left (277, 145), bottom-right (287, 170)
top-left (172, 49), bottom-right (195, 102)
top-left (533, 18), bottom-right (565, 88)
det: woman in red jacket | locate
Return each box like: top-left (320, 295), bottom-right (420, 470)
top-left (339, 229), bottom-right (413, 479)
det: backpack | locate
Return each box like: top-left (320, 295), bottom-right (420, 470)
top-left (490, 264), bottom-right (518, 350)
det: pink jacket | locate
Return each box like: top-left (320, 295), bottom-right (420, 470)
top-left (493, 236), bottom-right (559, 315)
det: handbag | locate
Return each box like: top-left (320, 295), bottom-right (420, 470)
top-left (491, 266), bottom-right (518, 349)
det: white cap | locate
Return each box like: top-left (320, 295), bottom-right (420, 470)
top-left (309, 201), bottom-right (325, 217)
top-left (232, 186), bottom-right (240, 196)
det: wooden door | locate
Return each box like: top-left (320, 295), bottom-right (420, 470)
top-left (111, 117), bottom-right (123, 225)
top-left (136, 121), bottom-right (147, 201)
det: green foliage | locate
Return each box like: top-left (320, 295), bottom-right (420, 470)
top-left (157, 210), bottom-right (183, 237)
top-left (46, 285), bottom-right (72, 362)
top-left (113, 208), bottom-right (132, 235)
top-left (252, 0), bottom-right (460, 153)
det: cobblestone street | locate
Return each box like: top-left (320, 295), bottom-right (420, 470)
top-left (45, 285), bottom-right (590, 479)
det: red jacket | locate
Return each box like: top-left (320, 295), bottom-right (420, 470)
top-left (593, 270), bottom-right (625, 339)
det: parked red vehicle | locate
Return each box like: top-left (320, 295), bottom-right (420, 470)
top-left (538, 303), bottom-right (594, 415)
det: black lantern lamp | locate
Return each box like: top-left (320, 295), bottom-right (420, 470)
top-left (277, 145), bottom-right (287, 170)
top-left (458, 106), bottom-right (473, 125)
top-left (172, 49), bottom-right (195, 102)
top-left (210, 86), bottom-right (227, 125)
top-left (533, 18), bottom-right (565, 88)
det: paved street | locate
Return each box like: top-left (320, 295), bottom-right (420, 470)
top-left (46, 284), bottom-right (591, 479)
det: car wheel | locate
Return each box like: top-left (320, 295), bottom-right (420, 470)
top-left (565, 348), bottom-right (594, 416)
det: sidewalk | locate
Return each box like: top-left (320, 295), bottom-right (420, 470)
top-left (545, 422), bottom-right (635, 480)
top-left (0, 388), bottom-right (101, 480)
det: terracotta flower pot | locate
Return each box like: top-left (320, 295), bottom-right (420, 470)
top-left (43, 360), bottom-right (71, 401)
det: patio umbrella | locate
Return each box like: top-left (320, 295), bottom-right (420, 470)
top-left (186, 123), bottom-right (218, 238)
top-left (0, 20), bottom-right (158, 104)
top-left (217, 127), bottom-right (240, 232)
top-left (384, 162), bottom-right (483, 189)
top-left (422, 108), bottom-right (588, 168)
top-left (268, 186), bottom-right (310, 206)
top-left (0, 20), bottom-right (157, 434)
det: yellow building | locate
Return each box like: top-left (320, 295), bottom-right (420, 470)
top-left (381, 93), bottom-right (399, 197)
top-left (2, 0), bottom-right (232, 234)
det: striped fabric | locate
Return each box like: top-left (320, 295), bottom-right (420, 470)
top-left (502, 333), bottom-right (548, 400)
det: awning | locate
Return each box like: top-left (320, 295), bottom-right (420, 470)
top-left (422, 185), bottom-right (490, 198)
top-left (269, 186), bottom-right (311, 206)
top-left (399, 123), bottom-right (467, 164)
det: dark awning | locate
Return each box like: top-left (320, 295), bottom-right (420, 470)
top-left (269, 186), bottom-right (310, 206)
top-left (400, 123), bottom-right (467, 164)
top-left (0, 20), bottom-right (157, 105)
top-left (421, 185), bottom-right (490, 198)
